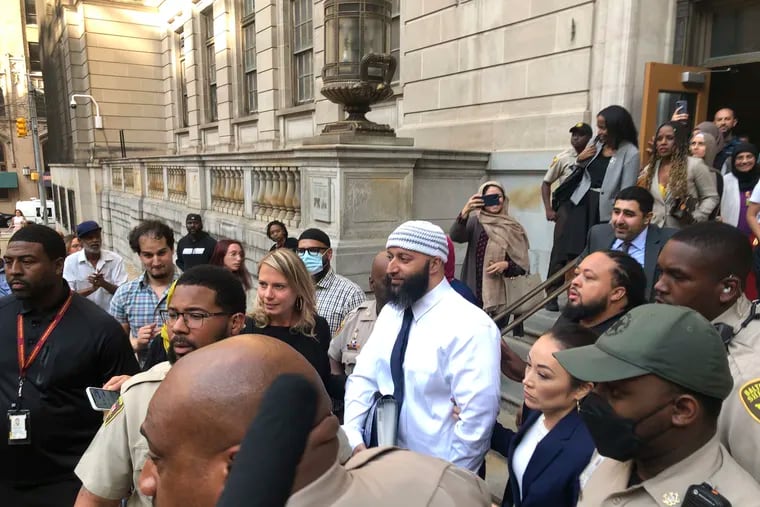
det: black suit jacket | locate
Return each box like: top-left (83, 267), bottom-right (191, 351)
top-left (582, 223), bottom-right (676, 300)
top-left (491, 406), bottom-right (595, 507)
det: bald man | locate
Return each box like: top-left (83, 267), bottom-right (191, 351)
top-left (138, 335), bottom-right (492, 506)
top-left (329, 251), bottom-right (390, 377)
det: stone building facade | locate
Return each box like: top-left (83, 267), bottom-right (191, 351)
top-left (40, 0), bottom-right (760, 284)
top-left (0, 0), bottom-right (50, 215)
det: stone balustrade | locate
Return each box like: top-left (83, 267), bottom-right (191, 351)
top-left (124, 166), bottom-right (135, 191)
top-left (210, 166), bottom-right (244, 216)
top-left (252, 166), bottom-right (301, 227)
top-left (111, 166), bottom-right (123, 188)
top-left (147, 165), bottom-right (164, 198)
top-left (167, 166), bottom-right (187, 203)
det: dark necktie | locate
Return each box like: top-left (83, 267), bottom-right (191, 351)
top-left (390, 307), bottom-right (414, 409)
top-left (621, 241), bottom-right (632, 254)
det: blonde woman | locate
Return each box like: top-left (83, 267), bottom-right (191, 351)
top-left (638, 121), bottom-right (718, 228)
top-left (250, 248), bottom-right (332, 389)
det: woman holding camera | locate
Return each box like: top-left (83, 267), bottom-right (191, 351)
top-left (450, 181), bottom-right (530, 331)
top-left (638, 121), bottom-right (718, 228)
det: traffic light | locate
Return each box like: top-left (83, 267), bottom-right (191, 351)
top-left (16, 117), bottom-right (27, 137)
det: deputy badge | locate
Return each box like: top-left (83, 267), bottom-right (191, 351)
top-left (605, 313), bottom-right (631, 336)
top-left (740, 378), bottom-right (760, 423)
top-left (103, 396), bottom-right (124, 426)
top-left (662, 492), bottom-right (680, 506)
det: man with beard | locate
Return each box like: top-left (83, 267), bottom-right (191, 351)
top-left (297, 228), bottom-right (365, 335)
top-left (74, 265), bottom-right (247, 507)
top-left (110, 220), bottom-right (181, 366)
top-left (329, 251), bottom-right (391, 377)
top-left (64, 220), bottom-right (128, 312)
top-left (343, 221), bottom-right (501, 473)
top-left (175, 213), bottom-right (216, 271)
top-left (560, 250), bottom-right (647, 335)
top-left (0, 225), bottom-right (139, 506)
top-left (583, 187), bottom-right (675, 300)
top-left (555, 304), bottom-right (760, 506)
top-left (654, 221), bottom-right (760, 478)
top-left (137, 335), bottom-right (492, 506)
top-left (713, 107), bottom-right (742, 172)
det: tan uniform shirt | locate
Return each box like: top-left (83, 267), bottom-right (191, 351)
top-left (577, 437), bottom-right (760, 506)
top-left (75, 361), bottom-right (171, 506)
top-left (544, 146), bottom-right (578, 185)
top-left (286, 446), bottom-right (492, 507)
top-left (328, 300), bottom-right (378, 375)
top-left (713, 296), bottom-right (760, 478)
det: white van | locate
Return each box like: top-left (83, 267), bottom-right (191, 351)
top-left (15, 198), bottom-right (56, 225)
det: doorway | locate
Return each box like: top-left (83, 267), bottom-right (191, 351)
top-left (708, 62), bottom-right (760, 144)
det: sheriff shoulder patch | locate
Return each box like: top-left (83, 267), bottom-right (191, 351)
top-left (740, 378), bottom-right (760, 423)
top-left (104, 396), bottom-right (124, 426)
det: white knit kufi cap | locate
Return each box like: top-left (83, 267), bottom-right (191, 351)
top-left (386, 220), bottom-right (449, 262)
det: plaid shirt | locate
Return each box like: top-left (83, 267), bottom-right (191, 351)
top-left (316, 269), bottom-right (366, 336)
top-left (109, 270), bottom-right (181, 336)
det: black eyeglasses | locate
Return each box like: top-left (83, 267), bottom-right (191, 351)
top-left (296, 247), bottom-right (328, 255)
top-left (160, 309), bottom-right (230, 329)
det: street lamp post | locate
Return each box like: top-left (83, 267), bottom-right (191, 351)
top-left (320, 0), bottom-right (397, 137)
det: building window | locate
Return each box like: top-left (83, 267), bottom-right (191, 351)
top-left (292, 0), bottom-right (313, 104)
top-left (391, 0), bottom-right (400, 82)
top-left (202, 8), bottom-right (218, 122)
top-left (25, 0), bottom-right (37, 25)
top-left (241, 0), bottom-right (257, 113)
top-left (0, 87), bottom-right (5, 117)
top-left (28, 42), bottom-right (41, 73)
top-left (177, 30), bottom-right (189, 127)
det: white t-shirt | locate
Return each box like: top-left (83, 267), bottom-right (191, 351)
top-left (512, 414), bottom-right (550, 499)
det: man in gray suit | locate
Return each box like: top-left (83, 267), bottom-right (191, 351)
top-left (582, 186), bottom-right (676, 301)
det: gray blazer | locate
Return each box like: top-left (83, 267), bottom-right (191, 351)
top-left (581, 223), bottom-right (676, 301)
top-left (570, 141), bottom-right (641, 221)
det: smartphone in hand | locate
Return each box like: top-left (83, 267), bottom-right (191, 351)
top-left (675, 100), bottom-right (689, 116)
top-left (482, 194), bottom-right (501, 207)
top-left (85, 386), bottom-right (120, 411)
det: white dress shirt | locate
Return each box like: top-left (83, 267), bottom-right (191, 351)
top-left (63, 249), bottom-right (128, 311)
top-left (343, 278), bottom-right (501, 472)
top-left (611, 226), bottom-right (648, 267)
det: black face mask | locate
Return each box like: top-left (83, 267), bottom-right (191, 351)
top-left (578, 392), bottom-right (674, 462)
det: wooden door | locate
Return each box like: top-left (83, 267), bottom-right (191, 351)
top-left (639, 62), bottom-right (712, 164)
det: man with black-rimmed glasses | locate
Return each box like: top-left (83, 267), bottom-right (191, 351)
top-left (74, 265), bottom-right (246, 507)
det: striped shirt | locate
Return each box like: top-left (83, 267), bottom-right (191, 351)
top-left (316, 269), bottom-right (366, 336)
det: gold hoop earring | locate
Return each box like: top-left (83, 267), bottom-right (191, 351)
top-left (295, 297), bottom-right (303, 311)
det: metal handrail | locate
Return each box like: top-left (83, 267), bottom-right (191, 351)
top-left (491, 256), bottom-right (580, 325)
top-left (502, 279), bottom-right (572, 337)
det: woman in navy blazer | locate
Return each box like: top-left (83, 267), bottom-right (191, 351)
top-left (491, 323), bottom-right (597, 507)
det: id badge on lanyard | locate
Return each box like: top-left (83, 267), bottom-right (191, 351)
top-left (8, 294), bottom-right (72, 445)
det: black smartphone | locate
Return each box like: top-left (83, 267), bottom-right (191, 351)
top-left (481, 193), bottom-right (501, 207)
top-left (675, 100), bottom-right (689, 116)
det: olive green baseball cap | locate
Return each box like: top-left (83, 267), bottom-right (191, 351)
top-left (554, 304), bottom-right (733, 400)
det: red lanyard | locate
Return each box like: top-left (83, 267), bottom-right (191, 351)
top-left (16, 293), bottom-right (73, 378)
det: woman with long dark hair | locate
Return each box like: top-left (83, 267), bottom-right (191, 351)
top-left (638, 121), bottom-right (718, 228)
top-left (209, 239), bottom-right (253, 291)
top-left (565, 105), bottom-right (640, 257)
top-left (489, 323), bottom-right (597, 507)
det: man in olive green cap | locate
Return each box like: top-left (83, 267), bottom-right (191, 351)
top-left (554, 304), bottom-right (760, 506)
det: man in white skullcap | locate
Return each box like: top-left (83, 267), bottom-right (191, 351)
top-left (343, 220), bottom-right (501, 473)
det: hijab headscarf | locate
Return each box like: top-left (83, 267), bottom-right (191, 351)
top-left (445, 236), bottom-right (456, 282)
top-left (695, 121), bottom-right (725, 154)
top-left (731, 142), bottom-right (760, 193)
top-left (692, 132), bottom-right (718, 169)
top-left (475, 181), bottom-right (531, 313)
